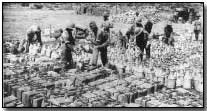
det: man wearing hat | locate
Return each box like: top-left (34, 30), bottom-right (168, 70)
top-left (59, 23), bottom-right (76, 69)
top-left (101, 12), bottom-right (113, 32)
top-left (25, 25), bottom-right (42, 53)
top-left (126, 18), bottom-right (149, 61)
top-left (144, 19), bottom-right (153, 59)
top-left (87, 21), bottom-right (110, 67)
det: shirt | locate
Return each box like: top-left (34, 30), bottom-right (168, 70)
top-left (96, 30), bottom-right (110, 46)
top-left (136, 31), bottom-right (148, 47)
top-left (87, 29), bottom-right (100, 45)
top-left (89, 28), bottom-right (109, 47)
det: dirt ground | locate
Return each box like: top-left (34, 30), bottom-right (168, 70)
top-left (3, 7), bottom-right (132, 41)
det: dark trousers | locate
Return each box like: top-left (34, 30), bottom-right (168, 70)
top-left (91, 47), bottom-right (108, 66)
top-left (194, 30), bottom-right (200, 41)
top-left (61, 45), bottom-right (73, 68)
top-left (138, 44), bottom-right (150, 61)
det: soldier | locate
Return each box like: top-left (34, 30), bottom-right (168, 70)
top-left (59, 23), bottom-right (76, 69)
top-left (144, 19), bottom-right (153, 59)
top-left (25, 25), bottom-right (42, 53)
top-left (88, 21), bottom-right (110, 67)
top-left (127, 18), bottom-right (150, 61)
top-left (101, 11), bottom-right (113, 32)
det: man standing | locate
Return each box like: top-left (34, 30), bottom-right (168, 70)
top-left (126, 18), bottom-right (148, 61)
top-left (125, 18), bottom-right (143, 43)
top-left (101, 11), bottom-right (113, 31)
top-left (134, 26), bottom-right (148, 61)
top-left (88, 21), bottom-right (110, 67)
top-left (25, 25), bottom-right (42, 53)
top-left (144, 19), bottom-right (153, 59)
top-left (60, 23), bottom-right (76, 69)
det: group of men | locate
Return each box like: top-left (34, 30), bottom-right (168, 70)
top-left (23, 12), bottom-right (112, 69)
top-left (13, 10), bottom-right (201, 70)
